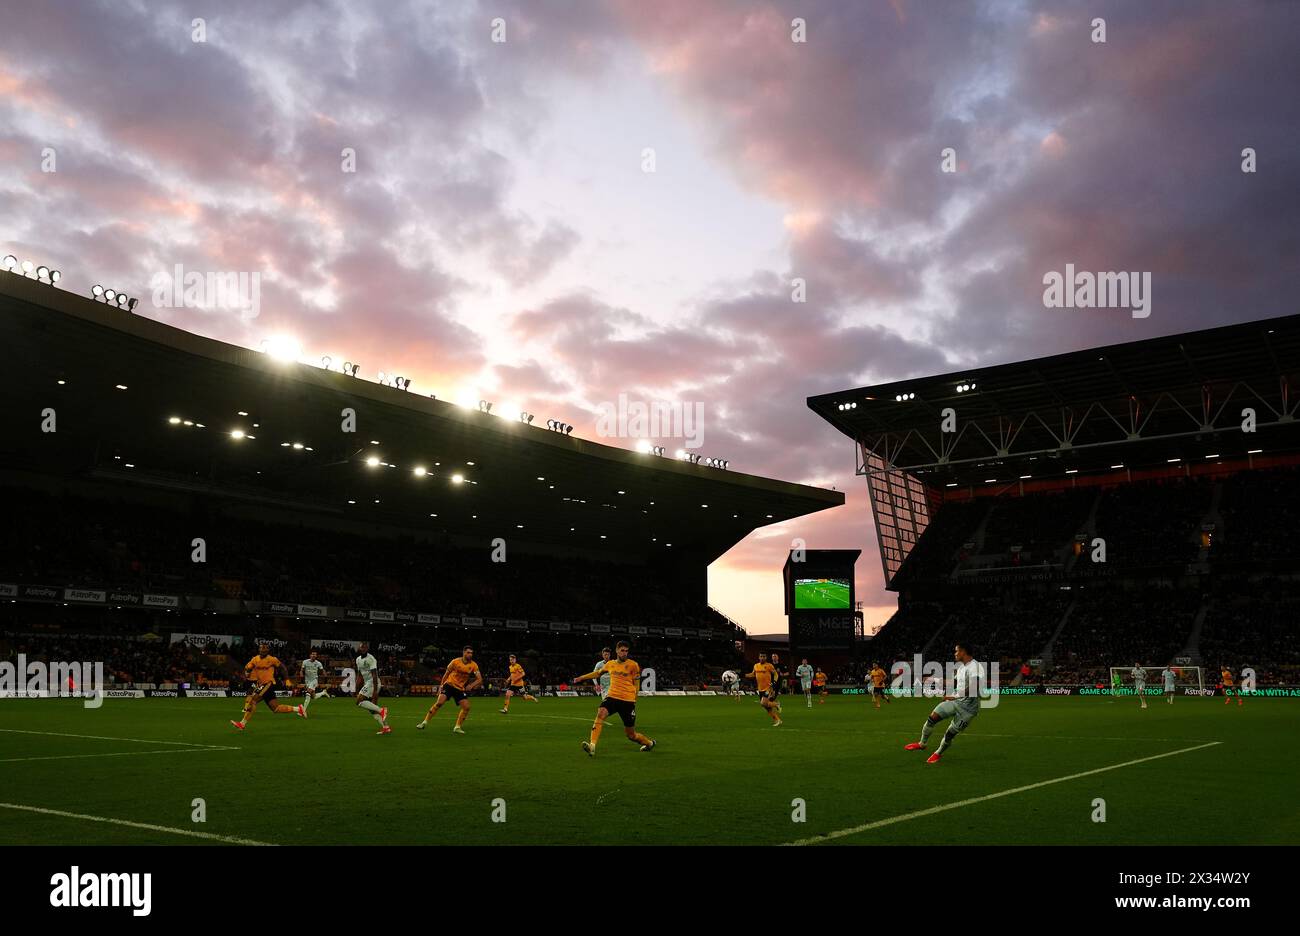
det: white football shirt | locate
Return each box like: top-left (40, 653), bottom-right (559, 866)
top-left (356, 653), bottom-right (378, 694)
top-left (954, 660), bottom-right (987, 699)
top-left (302, 658), bottom-right (324, 687)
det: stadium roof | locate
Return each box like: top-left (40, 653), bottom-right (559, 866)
top-left (0, 274), bottom-right (841, 565)
top-left (809, 313), bottom-right (1300, 487)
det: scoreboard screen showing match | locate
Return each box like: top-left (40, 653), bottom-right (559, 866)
top-left (793, 577), bottom-right (852, 610)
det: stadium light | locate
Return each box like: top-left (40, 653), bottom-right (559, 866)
top-left (451, 473), bottom-right (464, 484)
top-left (365, 456), bottom-right (381, 467)
top-left (230, 430), bottom-right (246, 440)
top-left (635, 439), bottom-right (653, 454)
top-left (1, 255), bottom-right (15, 271)
top-left (343, 361), bottom-right (361, 377)
top-left (478, 400), bottom-right (493, 414)
top-left (260, 335), bottom-right (301, 363)
top-left (413, 466), bottom-right (427, 477)
top-left (91, 285), bottom-right (104, 297)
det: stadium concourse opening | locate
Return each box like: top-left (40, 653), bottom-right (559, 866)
top-left (808, 314), bottom-right (1300, 690)
top-left (0, 273), bottom-right (842, 696)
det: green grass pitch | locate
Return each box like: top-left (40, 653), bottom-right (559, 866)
top-left (1, 695), bottom-right (1297, 845)
top-left (794, 580), bottom-right (851, 609)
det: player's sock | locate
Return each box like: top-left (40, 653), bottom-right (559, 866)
top-left (631, 731), bottom-right (652, 745)
top-left (372, 711), bottom-right (384, 725)
top-left (303, 694), bottom-right (313, 710)
top-left (919, 717), bottom-right (937, 745)
top-left (589, 721), bottom-right (604, 747)
top-left (935, 726), bottom-right (959, 754)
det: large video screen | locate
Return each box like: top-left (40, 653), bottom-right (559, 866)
top-left (793, 577), bottom-right (852, 610)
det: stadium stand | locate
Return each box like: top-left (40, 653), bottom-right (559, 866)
top-left (810, 313), bottom-right (1300, 686)
top-left (0, 273), bottom-right (832, 693)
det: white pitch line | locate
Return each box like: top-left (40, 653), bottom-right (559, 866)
top-left (784, 740), bottom-right (1222, 846)
top-left (0, 728), bottom-right (233, 749)
top-left (0, 747), bottom-right (239, 764)
top-left (0, 802), bottom-right (275, 846)
top-left (769, 727), bottom-right (1219, 743)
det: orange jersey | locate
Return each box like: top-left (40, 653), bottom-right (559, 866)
top-left (813, 671), bottom-right (826, 686)
top-left (870, 667), bottom-right (886, 687)
top-left (749, 662), bottom-right (775, 692)
top-left (1221, 670), bottom-right (1234, 687)
top-left (245, 654), bottom-right (281, 686)
top-left (508, 663), bottom-right (526, 686)
top-left (444, 657), bottom-right (481, 689)
top-left (601, 658), bottom-right (641, 702)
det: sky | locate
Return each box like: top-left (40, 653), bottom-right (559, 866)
top-left (2, 0), bottom-right (1298, 634)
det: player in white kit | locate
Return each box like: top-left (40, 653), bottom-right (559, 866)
top-left (296, 649), bottom-right (328, 717)
top-left (796, 659), bottom-right (815, 708)
top-left (905, 642), bottom-right (987, 764)
top-left (592, 647), bottom-right (612, 702)
top-left (1161, 665), bottom-right (1178, 704)
top-left (1131, 663), bottom-right (1149, 709)
top-left (354, 642), bottom-right (390, 735)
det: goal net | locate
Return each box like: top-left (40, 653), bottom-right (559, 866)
top-left (1107, 666), bottom-right (1204, 696)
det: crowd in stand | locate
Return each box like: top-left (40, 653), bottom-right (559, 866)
top-left (979, 489), bottom-right (1094, 564)
top-left (1049, 587), bottom-right (1203, 683)
top-left (862, 468), bottom-right (1300, 684)
top-left (1092, 476), bottom-right (1211, 569)
top-left (1199, 578), bottom-right (1300, 683)
top-left (1218, 466), bottom-right (1300, 564)
top-left (1, 624), bottom-right (745, 693)
top-left (893, 500), bottom-right (987, 583)
top-left (0, 488), bottom-right (730, 635)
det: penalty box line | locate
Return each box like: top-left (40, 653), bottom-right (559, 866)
top-left (0, 728), bottom-right (240, 763)
top-left (0, 802), bottom-right (275, 846)
top-left (0, 727), bottom-right (237, 749)
top-left (783, 740), bottom-right (1222, 846)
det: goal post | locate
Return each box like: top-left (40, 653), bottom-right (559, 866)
top-left (1107, 665), bottom-right (1204, 696)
